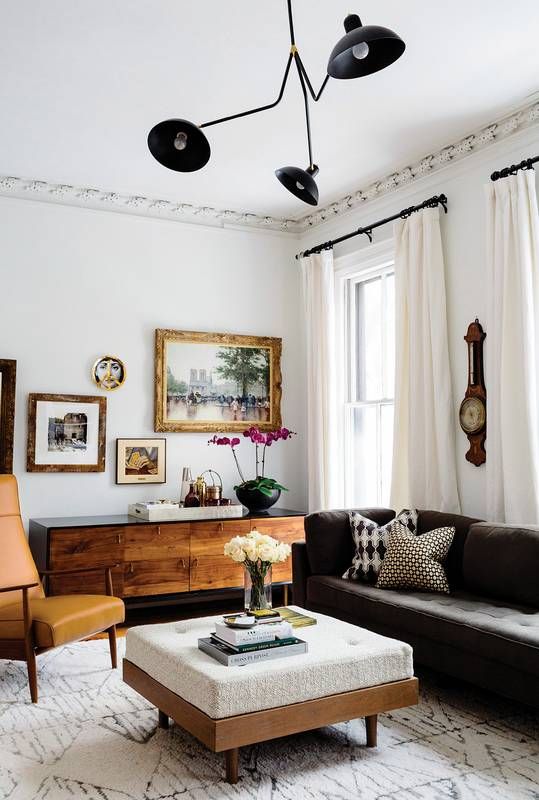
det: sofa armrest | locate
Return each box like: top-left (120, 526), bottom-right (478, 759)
top-left (305, 507), bottom-right (395, 577)
top-left (292, 541), bottom-right (311, 609)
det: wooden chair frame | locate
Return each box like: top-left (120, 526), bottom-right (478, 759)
top-left (0, 564), bottom-right (119, 703)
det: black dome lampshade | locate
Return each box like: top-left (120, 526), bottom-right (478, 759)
top-left (275, 164), bottom-right (319, 206)
top-left (147, 118), bottom-right (211, 172)
top-left (328, 13), bottom-right (405, 80)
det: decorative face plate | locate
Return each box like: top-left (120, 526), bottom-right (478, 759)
top-left (92, 356), bottom-right (126, 391)
top-left (459, 396), bottom-right (485, 434)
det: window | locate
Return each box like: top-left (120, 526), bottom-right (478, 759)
top-left (338, 252), bottom-right (395, 507)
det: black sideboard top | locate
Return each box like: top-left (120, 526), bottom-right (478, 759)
top-left (29, 507), bottom-right (306, 531)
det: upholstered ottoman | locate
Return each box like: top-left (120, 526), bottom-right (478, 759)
top-left (123, 607), bottom-right (418, 783)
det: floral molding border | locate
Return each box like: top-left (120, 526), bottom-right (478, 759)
top-left (0, 175), bottom-right (302, 233)
top-left (0, 100), bottom-right (538, 235)
top-left (298, 99), bottom-right (539, 229)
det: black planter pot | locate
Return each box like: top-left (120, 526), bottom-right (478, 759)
top-left (235, 486), bottom-right (281, 514)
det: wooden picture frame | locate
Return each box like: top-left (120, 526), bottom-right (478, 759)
top-left (27, 394), bottom-right (106, 473)
top-left (0, 359), bottom-right (17, 474)
top-left (116, 438), bottom-right (166, 484)
top-left (154, 329), bottom-right (282, 433)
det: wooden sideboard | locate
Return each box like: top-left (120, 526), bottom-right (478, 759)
top-left (28, 509), bottom-right (305, 605)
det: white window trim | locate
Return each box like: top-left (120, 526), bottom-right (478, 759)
top-left (334, 238), bottom-right (395, 507)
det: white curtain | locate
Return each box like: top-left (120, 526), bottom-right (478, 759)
top-left (390, 207), bottom-right (461, 512)
top-left (300, 250), bottom-right (340, 511)
top-left (485, 170), bottom-right (539, 523)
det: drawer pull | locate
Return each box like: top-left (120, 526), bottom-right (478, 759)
top-left (179, 558), bottom-right (187, 569)
top-left (157, 526), bottom-right (161, 536)
top-left (192, 557), bottom-right (199, 568)
top-left (116, 533), bottom-right (122, 544)
top-left (130, 562), bottom-right (134, 574)
top-left (219, 522), bottom-right (224, 532)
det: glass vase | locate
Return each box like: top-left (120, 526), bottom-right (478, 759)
top-left (244, 564), bottom-right (272, 612)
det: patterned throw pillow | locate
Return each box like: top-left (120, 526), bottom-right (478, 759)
top-left (376, 522), bottom-right (455, 594)
top-left (342, 509), bottom-right (418, 584)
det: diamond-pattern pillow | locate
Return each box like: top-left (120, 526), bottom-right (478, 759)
top-left (342, 509), bottom-right (418, 584)
top-left (376, 522), bottom-right (455, 594)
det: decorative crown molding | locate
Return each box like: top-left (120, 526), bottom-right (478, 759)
top-left (296, 99), bottom-right (539, 229)
top-left (0, 176), bottom-right (303, 234)
top-left (1, 100), bottom-right (538, 235)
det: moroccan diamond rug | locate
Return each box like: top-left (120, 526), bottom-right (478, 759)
top-left (0, 638), bottom-right (538, 800)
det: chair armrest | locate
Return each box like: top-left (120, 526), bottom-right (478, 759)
top-left (292, 541), bottom-right (311, 609)
top-left (39, 564), bottom-right (119, 576)
top-left (0, 581), bottom-right (39, 594)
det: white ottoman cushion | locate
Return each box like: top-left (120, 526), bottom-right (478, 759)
top-left (125, 606), bottom-right (413, 719)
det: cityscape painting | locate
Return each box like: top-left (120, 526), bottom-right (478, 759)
top-left (154, 329), bottom-right (282, 432)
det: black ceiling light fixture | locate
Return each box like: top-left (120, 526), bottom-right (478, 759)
top-left (148, 1), bottom-right (405, 206)
top-left (327, 14), bottom-right (405, 80)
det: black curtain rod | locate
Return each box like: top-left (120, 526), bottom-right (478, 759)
top-left (296, 194), bottom-right (448, 260)
top-left (491, 155), bottom-right (539, 181)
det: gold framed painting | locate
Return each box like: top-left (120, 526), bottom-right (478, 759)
top-left (154, 329), bottom-right (282, 433)
top-left (116, 438), bottom-right (166, 484)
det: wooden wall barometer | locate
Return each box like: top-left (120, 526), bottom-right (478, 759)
top-left (459, 319), bottom-right (486, 466)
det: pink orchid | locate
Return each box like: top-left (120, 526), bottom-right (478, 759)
top-left (209, 424), bottom-right (296, 483)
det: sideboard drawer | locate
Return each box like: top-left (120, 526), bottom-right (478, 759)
top-left (190, 520), bottom-right (251, 555)
top-left (124, 523), bottom-right (190, 561)
top-left (190, 554), bottom-right (244, 591)
top-left (123, 557), bottom-right (190, 597)
top-left (189, 520), bottom-right (249, 591)
top-left (49, 526), bottom-right (124, 569)
top-left (48, 526), bottom-right (125, 596)
top-left (49, 566), bottom-right (124, 597)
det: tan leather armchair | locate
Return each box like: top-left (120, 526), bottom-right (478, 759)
top-left (0, 475), bottom-right (125, 702)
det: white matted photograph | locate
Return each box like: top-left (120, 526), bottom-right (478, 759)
top-left (27, 394), bottom-right (106, 472)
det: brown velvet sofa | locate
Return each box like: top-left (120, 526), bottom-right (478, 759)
top-left (292, 508), bottom-right (539, 707)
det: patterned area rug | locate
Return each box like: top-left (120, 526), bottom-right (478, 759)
top-left (0, 638), bottom-right (538, 799)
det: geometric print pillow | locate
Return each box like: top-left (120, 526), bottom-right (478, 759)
top-left (376, 522), bottom-right (455, 594)
top-left (342, 509), bottom-right (418, 584)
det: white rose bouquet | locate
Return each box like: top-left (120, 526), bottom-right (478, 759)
top-left (224, 530), bottom-right (291, 610)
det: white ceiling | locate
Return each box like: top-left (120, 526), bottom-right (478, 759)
top-left (2, 1), bottom-right (539, 219)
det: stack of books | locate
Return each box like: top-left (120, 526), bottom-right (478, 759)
top-left (198, 613), bottom-right (308, 666)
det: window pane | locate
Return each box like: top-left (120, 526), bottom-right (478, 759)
top-left (380, 403), bottom-right (394, 505)
top-left (355, 277), bottom-right (382, 401)
top-left (384, 273), bottom-right (395, 399)
top-left (349, 405), bottom-right (378, 506)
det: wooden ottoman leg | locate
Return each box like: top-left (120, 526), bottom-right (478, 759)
top-left (365, 714), bottom-right (378, 747)
top-left (225, 747), bottom-right (239, 784)
top-left (158, 709), bottom-right (169, 729)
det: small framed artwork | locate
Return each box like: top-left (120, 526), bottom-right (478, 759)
top-left (116, 438), bottom-right (166, 484)
top-left (27, 394), bottom-right (106, 473)
top-left (0, 359), bottom-right (17, 474)
top-left (92, 355), bottom-right (126, 391)
top-left (154, 328), bottom-right (282, 433)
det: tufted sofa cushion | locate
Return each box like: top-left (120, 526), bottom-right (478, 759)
top-left (463, 522), bottom-right (539, 607)
top-left (305, 508), bottom-right (395, 577)
top-left (306, 575), bottom-right (539, 674)
top-left (417, 510), bottom-right (482, 587)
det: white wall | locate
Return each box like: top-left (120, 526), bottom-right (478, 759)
top-left (3, 124), bottom-right (539, 526)
top-left (0, 199), bottom-right (306, 526)
top-left (299, 124), bottom-right (539, 520)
